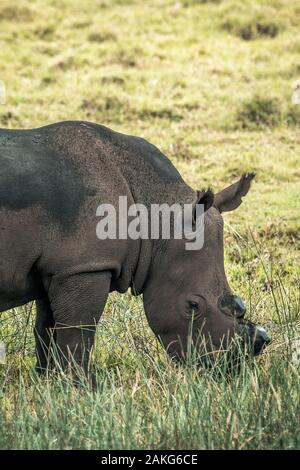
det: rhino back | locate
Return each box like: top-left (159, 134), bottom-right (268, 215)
top-left (81, 121), bottom-right (183, 183)
top-left (0, 128), bottom-right (88, 228)
top-left (74, 121), bottom-right (192, 207)
top-left (0, 121), bottom-right (193, 223)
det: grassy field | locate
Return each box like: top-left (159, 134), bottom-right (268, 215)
top-left (0, 0), bottom-right (299, 450)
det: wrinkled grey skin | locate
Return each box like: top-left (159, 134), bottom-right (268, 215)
top-left (0, 121), bottom-right (270, 373)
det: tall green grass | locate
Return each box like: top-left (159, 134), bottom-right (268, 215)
top-left (1, 354), bottom-right (299, 450)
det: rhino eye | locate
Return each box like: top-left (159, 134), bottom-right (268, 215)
top-left (188, 301), bottom-right (199, 310)
top-left (186, 296), bottom-right (206, 317)
top-left (186, 300), bottom-right (200, 316)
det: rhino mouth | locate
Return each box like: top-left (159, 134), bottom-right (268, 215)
top-left (237, 319), bottom-right (271, 356)
top-left (166, 319), bottom-right (271, 369)
top-left (196, 323), bottom-right (271, 371)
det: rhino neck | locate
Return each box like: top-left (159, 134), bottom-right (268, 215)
top-left (98, 128), bottom-right (197, 294)
top-left (129, 181), bottom-right (196, 296)
top-left (131, 238), bottom-right (153, 295)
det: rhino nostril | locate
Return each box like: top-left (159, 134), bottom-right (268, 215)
top-left (232, 295), bottom-right (246, 318)
top-left (218, 292), bottom-right (247, 318)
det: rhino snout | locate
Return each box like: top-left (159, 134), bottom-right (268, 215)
top-left (243, 321), bottom-right (271, 355)
top-left (252, 325), bottom-right (271, 355)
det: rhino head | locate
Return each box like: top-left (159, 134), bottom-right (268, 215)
top-left (143, 173), bottom-right (270, 363)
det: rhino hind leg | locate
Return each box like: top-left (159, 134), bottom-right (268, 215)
top-left (46, 271), bottom-right (111, 379)
top-left (34, 297), bottom-right (57, 374)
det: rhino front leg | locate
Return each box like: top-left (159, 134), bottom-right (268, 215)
top-left (46, 271), bottom-right (111, 377)
top-left (35, 297), bottom-right (56, 373)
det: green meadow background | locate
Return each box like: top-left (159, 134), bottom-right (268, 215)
top-left (0, 0), bottom-right (299, 449)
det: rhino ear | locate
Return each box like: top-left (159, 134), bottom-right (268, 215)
top-left (195, 188), bottom-right (214, 213)
top-left (192, 189), bottom-right (214, 227)
top-left (214, 173), bottom-right (255, 213)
